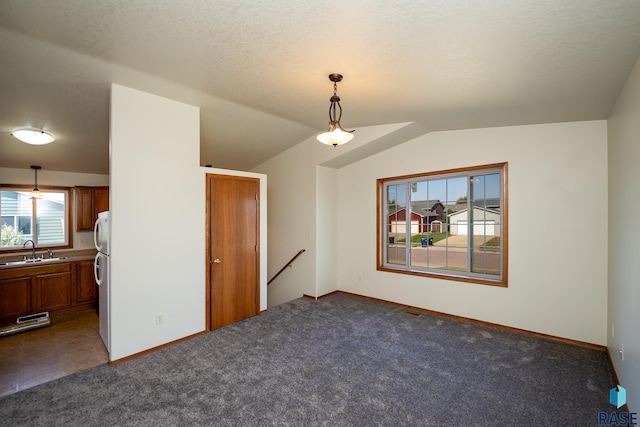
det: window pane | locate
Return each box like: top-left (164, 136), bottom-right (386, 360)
top-left (470, 173), bottom-right (501, 276)
top-left (0, 191), bottom-right (32, 247)
top-left (1, 189), bottom-right (68, 249)
top-left (386, 183), bottom-right (406, 265)
top-left (35, 192), bottom-right (67, 245)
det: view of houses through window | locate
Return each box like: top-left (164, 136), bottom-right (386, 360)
top-left (0, 189), bottom-right (69, 250)
top-left (378, 163), bottom-right (507, 286)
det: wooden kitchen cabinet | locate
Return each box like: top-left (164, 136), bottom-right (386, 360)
top-left (93, 187), bottom-right (109, 218)
top-left (75, 186), bottom-right (109, 231)
top-left (0, 261), bottom-right (97, 325)
top-left (76, 260), bottom-right (97, 303)
top-left (32, 271), bottom-right (73, 312)
top-left (0, 277), bottom-right (31, 322)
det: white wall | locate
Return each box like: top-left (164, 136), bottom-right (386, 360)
top-left (108, 84), bottom-right (202, 362)
top-left (109, 84), bottom-right (267, 361)
top-left (608, 55), bottom-right (640, 412)
top-left (110, 83), bottom-right (203, 361)
top-left (337, 121), bottom-right (608, 345)
top-left (257, 120), bottom-right (609, 345)
top-left (0, 167), bottom-right (109, 250)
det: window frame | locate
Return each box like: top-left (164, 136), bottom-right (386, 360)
top-left (376, 163), bottom-right (508, 287)
top-left (0, 185), bottom-right (73, 253)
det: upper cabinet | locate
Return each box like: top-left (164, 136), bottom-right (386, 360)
top-left (75, 186), bottom-right (109, 231)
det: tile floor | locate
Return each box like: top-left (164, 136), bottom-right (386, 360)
top-left (0, 308), bottom-right (108, 397)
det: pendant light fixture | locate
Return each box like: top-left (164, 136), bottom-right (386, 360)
top-left (30, 165), bottom-right (42, 199)
top-left (316, 73), bottom-right (355, 147)
top-left (12, 128), bottom-right (55, 145)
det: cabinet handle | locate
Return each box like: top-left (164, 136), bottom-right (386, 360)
top-left (213, 259), bottom-right (222, 264)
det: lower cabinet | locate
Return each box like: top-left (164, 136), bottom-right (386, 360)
top-left (0, 277), bottom-right (31, 320)
top-left (33, 271), bottom-right (73, 312)
top-left (0, 260), bottom-right (97, 324)
top-left (76, 260), bottom-right (97, 303)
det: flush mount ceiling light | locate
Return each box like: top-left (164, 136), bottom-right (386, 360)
top-left (11, 127), bottom-right (55, 145)
top-left (317, 73), bottom-right (355, 147)
top-left (30, 165), bottom-right (42, 199)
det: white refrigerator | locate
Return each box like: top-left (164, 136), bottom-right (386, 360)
top-left (94, 211), bottom-right (110, 352)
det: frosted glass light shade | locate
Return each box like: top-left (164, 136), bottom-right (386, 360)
top-left (12, 128), bottom-right (55, 145)
top-left (316, 122), bottom-right (354, 146)
top-left (317, 129), bottom-right (354, 146)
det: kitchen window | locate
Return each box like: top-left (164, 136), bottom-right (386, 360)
top-left (0, 186), bottom-right (71, 252)
top-left (377, 163), bottom-right (508, 287)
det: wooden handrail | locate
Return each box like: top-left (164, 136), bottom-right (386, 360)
top-left (268, 249), bottom-right (306, 285)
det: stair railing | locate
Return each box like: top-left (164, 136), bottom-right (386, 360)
top-left (268, 249), bottom-right (306, 285)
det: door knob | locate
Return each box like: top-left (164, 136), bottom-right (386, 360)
top-left (213, 258), bottom-right (222, 264)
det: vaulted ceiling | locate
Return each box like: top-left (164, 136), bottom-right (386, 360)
top-left (1, 1), bottom-right (640, 175)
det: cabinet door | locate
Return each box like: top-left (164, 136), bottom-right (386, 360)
top-left (93, 187), bottom-right (109, 217)
top-left (0, 277), bottom-right (32, 321)
top-left (33, 272), bottom-right (72, 312)
top-left (76, 260), bottom-right (97, 303)
top-left (75, 187), bottom-right (94, 230)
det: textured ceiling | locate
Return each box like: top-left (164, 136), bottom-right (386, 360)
top-left (1, 0), bottom-right (640, 174)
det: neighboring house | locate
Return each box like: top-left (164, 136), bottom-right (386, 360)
top-left (388, 200), bottom-right (446, 234)
top-left (449, 206), bottom-right (501, 236)
top-left (447, 198), bottom-right (501, 214)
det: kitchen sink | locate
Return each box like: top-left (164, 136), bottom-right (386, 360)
top-left (0, 256), bottom-right (69, 267)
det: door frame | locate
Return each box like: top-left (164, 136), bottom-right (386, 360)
top-left (205, 173), bottom-right (261, 331)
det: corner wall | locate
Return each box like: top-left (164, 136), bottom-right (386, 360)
top-left (608, 56), bottom-right (640, 412)
top-left (253, 123), bottom-right (414, 307)
top-left (337, 121), bottom-right (608, 346)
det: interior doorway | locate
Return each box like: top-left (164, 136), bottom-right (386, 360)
top-left (206, 174), bottom-right (260, 331)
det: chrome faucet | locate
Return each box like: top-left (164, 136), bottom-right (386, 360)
top-left (23, 240), bottom-right (36, 260)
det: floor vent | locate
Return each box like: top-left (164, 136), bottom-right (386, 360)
top-left (403, 310), bottom-right (421, 317)
top-left (0, 312), bottom-right (50, 337)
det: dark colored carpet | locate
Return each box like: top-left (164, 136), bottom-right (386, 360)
top-left (0, 293), bottom-right (619, 426)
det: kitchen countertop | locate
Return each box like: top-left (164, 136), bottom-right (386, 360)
top-left (0, 249), bottom-right (97, 270)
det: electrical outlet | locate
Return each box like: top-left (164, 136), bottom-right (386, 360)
top-left (155, 313), bottom-right (163, 325)
top-left (612, 323), bottom-right (615, 338)
top-left (620, 343), bottom-right (624, 362)
top-left (357, 275), bottom-right (362, 282)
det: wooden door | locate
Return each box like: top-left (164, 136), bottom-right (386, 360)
top-left (207, 174), bottom-right (259, 330)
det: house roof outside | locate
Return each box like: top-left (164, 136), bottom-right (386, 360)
top-left (446, 198), bottom-right (501, 213)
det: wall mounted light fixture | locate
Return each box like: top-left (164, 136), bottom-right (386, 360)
top-left (30, 165), bottom-right (42, 199)
top-left (317, 74), bottom-right (354, 147)
top-left (12, 128), bottom-right (55, 145)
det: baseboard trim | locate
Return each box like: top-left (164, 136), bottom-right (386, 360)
top-left (108, 330), bottom-right (208, 366)
top-left (302, 291), bottom-right (339, 300)
top-left (320, 290), bottom-right (607, 352)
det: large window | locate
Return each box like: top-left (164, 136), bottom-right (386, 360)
top-left (0, 187), bottom-right (71, 251)
top-left (377, 163), bottom-right (507, 287)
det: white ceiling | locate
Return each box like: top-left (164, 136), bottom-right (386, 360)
top-left (1, 1), bottom-right (640, 175)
